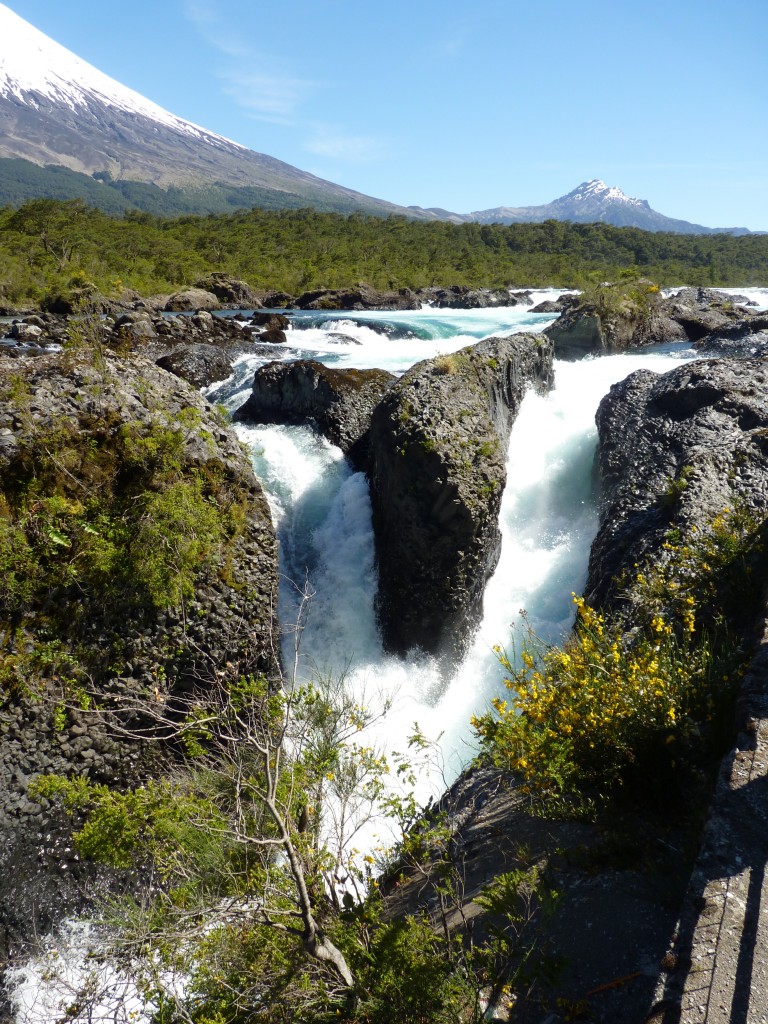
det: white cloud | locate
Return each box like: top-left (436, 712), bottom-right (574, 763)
top-left (181, 0), bottom-right (315, 122)
top-left (304, 125), bottom-right (387, 163)
top-left (220, 70), bottom-right (317, 125)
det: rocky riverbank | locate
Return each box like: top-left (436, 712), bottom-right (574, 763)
top-left (0, 350), bottom-right (279, 968)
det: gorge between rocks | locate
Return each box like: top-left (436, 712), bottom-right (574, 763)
top-left (207, 289), bottom-right (767, 810)
top-left (7, 286), bottom-right (768, 1024)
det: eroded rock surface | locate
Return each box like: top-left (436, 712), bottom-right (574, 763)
top-left (0, 352), bottom-right (279, 960)
top-left (367, 334), bottom-right (554, 663)
top-left (234, 359), bottom-right (395, 464)
top-left (586, 357), bottom-right (768, 611)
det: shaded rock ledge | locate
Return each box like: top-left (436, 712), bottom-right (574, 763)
top-left (367, 333), bottom-right (554, 664)
top-left (234, 359), bottom-right (396, 465)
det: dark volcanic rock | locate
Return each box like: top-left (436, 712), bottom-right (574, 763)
top-left (259, 290), bottom-right (296, 308)
top-left (294, 284), bottom-right (420, 311)
top-left (586, 357), bottom-right (768, 611)
top-left (156, 342), bottom-right (234, 388)
top-left (659, 287), bottom-right (753, 342)
top-left (544, 289), bottom-right (686, 359)
top-left (251, 313), bottom-right (291, 331)
top-left (258, 327), bottom-right (288, 344)
top-left (195, 273), bottom-right (261, 308)
top-left (693, 313), bottom-right (768, 357)
top-left (367, 334), bottom-right (554, 663)
top-left (234, 360), bottom-right (396, 464)
top-left (530, 294), bottom-right (577, 314)
top-left (0, 352), bottom-right (279, 958)
top-left (418, 286), bottom-right (517, 309)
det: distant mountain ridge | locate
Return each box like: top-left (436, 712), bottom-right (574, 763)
top-left (0, 5), bottom-right (753, 232)
top-left (0, 3), bottom-right (419, 217)
top-left (409, 180), bottom-right (750, 236)
top-left (467, 180), bottom-right (751, 235)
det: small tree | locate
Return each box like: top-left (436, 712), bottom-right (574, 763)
top-left (34, 662), bottom-right (391, 1014)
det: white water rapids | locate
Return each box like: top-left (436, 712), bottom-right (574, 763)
top-left (10, 286), bottom-right (768, 1022)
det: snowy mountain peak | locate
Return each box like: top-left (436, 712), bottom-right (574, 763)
top-left (0, 3), bottom-right (417, 216)
top-left (0, 2), bottom-right (242, 150)
top-left (567, 179), bottom-right (644, 207)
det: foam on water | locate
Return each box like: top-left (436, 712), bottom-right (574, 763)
top-left (219, 315), bottom-right (699, 808)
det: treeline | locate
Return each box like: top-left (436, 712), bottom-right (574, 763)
top-left (2, 198), bottom-right (768, 308)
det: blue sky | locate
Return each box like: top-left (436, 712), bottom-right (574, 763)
top-left (9, 0), bottom-right (768, 229)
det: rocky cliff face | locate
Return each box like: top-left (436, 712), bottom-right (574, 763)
top-left (0, 351), bottom-right (279, 958)
top-left (586, 357), bottom-right (768, 612)
top-left (367, 334), bottom-right (554, 663)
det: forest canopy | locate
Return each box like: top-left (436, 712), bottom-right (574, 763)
top-left (2, 199), bottom-right (767, 307)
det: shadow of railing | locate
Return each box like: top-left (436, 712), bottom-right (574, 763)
top-left (650, 641), bottom-right (768, 1024)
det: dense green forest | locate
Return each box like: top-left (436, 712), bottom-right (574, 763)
top-left (0, 158), bottom-right (377, 218)
top-left (2, 198), bottom-right (768, 308)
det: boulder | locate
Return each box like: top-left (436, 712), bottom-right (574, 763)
top-left (659, 287), bottom-right (753, 342)
top-left (195, 273), bottom-right (261, 308)
top-left (234, 360), bottom-right (396, 463)
top-left (156, 342), bottom-right (234, 388)
top-left (251, 313), bottom-right (291, 331)
top-left (530, 294), bottom-right (577, 314)
top-left (9, 322), bottom-right (43, 342)
top-left (544, 286), bottom-right (686, 359)
top-left (367, 334), bottom-right (554, 663)
top-left (259, 290), bottom-right (295, 308)
top-left (586, 357), bottom-right (768, 612)
top-left (164, 288), bottom-right (221, 312)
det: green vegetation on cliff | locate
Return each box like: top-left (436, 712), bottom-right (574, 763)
top-left (0, 350), bottom-right (252, 697)
top-left (2, 200), bottom-right (768, 309)
top-left (473, 507), bottom-right (760, 806)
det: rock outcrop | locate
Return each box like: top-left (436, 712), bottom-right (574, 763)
top-left (294, 284), bottom-right (420, 311)
top-left (659, 287), bottom-right (752, 342)
top-left (367, 334), bottom-right (554, 663)
top-left (416, 286), bottom-right (532, 309)
top-left (544, 285), bottom-right (761, 360)
top-left (544, 286), bottom-right (687, 358)
top-left (586, 357), bottom-right (768, 611)
top-left (164, 288), bottom-right (221, 312)
top-left (0, 351), bottom-right (279, 959)
top-left (194, 273), bottom-right (262, 308)
top-left (156, 341), bottom-right (235, 389)
top-left (234, 360), bottom-right (396, 464)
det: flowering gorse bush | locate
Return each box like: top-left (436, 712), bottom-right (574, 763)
top-left (473, 508), bottom-right (758, 804)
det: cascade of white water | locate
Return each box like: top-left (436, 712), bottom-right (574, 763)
top-left (229, 342), bottom-right (698, 805)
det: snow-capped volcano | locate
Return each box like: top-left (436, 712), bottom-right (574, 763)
top-left (566, 179), bottom-right (647, 209)
top-left (455, 179), bottom-right (749, 235)
top-left (0, 3), bottom-right (412, 214)
top-left (0, 2), bottom-right (240, 152)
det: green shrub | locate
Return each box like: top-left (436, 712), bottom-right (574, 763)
top-left (473, 510), bottom-right (756, 804)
